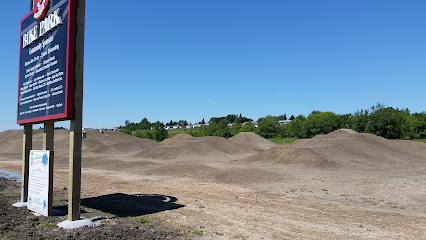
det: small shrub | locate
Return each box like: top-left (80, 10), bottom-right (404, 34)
top-left (192, 230), bottom-right (204, 236)
top-left (119, 129), bottom-right (132, 135)
top-left (36, 222), bottom-right (58, 229)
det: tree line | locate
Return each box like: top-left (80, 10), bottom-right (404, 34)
top-left (265, 104), bottom-right (426, 140)
top-left (120, 104), bottom-right (426, 141)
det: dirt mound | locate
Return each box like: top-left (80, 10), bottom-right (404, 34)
top-left (291, 129), bottom-right (426, 170)
top-left (311, 128), bottom-right (358, 139)
top-left (238, 129), bottom-right (426, 170)
top-left (229, 132), bottom-right (277, 151)
top-left (139, 136), bottom-right (248, 160)
top-left (83, 131), bottom-right (157, 155)
top-left (239, 146), bottom-right (336, 168)
top-left (160, 133), bottom-right (194, 145)
top-left (0, 129), bottom-right (158, 167)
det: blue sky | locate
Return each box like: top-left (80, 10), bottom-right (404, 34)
top-left (1, 1), bottom-right (425, 131)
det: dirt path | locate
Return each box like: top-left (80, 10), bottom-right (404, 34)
top-left (21, 166), bottom-right (423, 240)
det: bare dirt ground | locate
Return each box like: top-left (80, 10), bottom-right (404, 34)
top-left (0, 129), bottom-right (425, 239)
top-left (0, 177), bottom-right (182, 239)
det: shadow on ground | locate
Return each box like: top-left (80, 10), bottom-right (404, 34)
top-left (80, 193), bottom-right (185, 217)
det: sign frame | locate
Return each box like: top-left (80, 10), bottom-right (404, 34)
top-left (17, 0), bottom-right (78, 125)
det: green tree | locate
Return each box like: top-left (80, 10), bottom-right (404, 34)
top-left (278, 114), bottom-right (287, 120)
top-left (154, 127), bottom-right (168, 141)
top-left (239, 122), bottom-right (255, 133)
top-left (285, 115), bottom-right (306, 138)
top-left (258, 116), bottom-right (280, 139)
top-left (178, 120), bottom-right (188, 127)
top-left (351, 109), bottom-right (369, 133)
top-left (201, 119), bottom-right (231, 138)
top-left (226, 114), bottom-right (238, 124)
top-left (229, 123), bottom-right (242, 136)
top-left (304, 111), bottom-right (339, 138)
top-left (209, 117), bottom-right (225, 124)
top-left (412, 113), bottom-right (426, 138)
top-left (139, 118), bottom-right (151, 130)
top-left (125, 120), bottom-right (131, 127)
top-left (366, 107), bottom-right (407, 139)
top-left (337, 114), bottom-right (352, 129)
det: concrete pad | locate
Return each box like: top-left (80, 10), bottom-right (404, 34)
top-left (12, 202), bottom-right (27, 207)
top-left (58, 219), bottom-right (93, 229)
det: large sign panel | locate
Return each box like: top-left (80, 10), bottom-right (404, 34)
top-left (28, 150), bottom-right (53, 216)
top-left (18, 0), bottom-right (77, 124)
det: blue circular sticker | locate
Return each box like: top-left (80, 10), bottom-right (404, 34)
top-left (42, 153), bottom-right (48, 166)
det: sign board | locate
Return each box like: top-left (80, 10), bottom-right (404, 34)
top-left (17, 0), bottom-right (77, 124)
top-left (28, 150), bottom-right (54, 216)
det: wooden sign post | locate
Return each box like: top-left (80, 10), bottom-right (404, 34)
top-left (68, 0), bottom-right (85, 220)
top-left (21, 125), bottom-right (32, 203)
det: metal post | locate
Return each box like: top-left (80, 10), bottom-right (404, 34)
top-left (68, 0), bottom-right (85, 221)
top-left (21, 125), bottom-right (32, 202)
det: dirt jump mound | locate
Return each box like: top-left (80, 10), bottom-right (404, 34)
top-left (239, 129), bottom-right (426, 170)
top-left (139, 134), bottom-right (249, 160)
top-left (229, 132), bottom-right (278, 151)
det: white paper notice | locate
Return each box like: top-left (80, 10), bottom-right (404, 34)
top-left (28, 150), bottom-right (51, 216)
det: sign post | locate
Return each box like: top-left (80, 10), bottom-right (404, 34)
top-left (21, 125), bottom-right (32, 203)
top-left (18, 0), bottom-right (85, 221)
top-left (68, 0), bottom-right (85, 220)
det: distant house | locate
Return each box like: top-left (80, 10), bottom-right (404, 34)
top-left (192, 123), bottom-right (209, 128)
top-left (186, 125), bottom-right (193, 129)
top-left (165, 125), bottom-right (180, 130)
top-left (278, 120), bottom-right (292, 126)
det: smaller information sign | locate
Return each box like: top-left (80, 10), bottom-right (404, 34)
top-left (28, 150), bottom-right (53, 216)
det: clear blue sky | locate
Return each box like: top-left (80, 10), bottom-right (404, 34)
top-left (1, 1), bottom-right (425, 131)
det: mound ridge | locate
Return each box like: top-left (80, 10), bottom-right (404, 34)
top-left (0, 129), bottom-right (157, 167)
top-left (160, 133), bottom-right (194, 146)
top-left (139, 136), bottom-right (248, 160)
top-left (240, 129), bottom-right (426, 170)
top-left (229, 132), bottom-right (277, 151)
top-left (239, 146), bottom-right (336, 168)
top-left (83, 130), bottom-right (157, 155)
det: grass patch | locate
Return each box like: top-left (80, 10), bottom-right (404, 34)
top-left (0, 234), bottom-right (12, 240)
top-left (215, 232), bottom-right (224, 236)
top-left (192, 230), bottom-right (204, 236)
top-left (268, 137), bottom-right (297, 145)
top-left (36, 222), bottom-right (58, 230)
top-left (414, 139), bottom-right (426, 143)
top-left (129, 216), bottom-right (156, 227)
